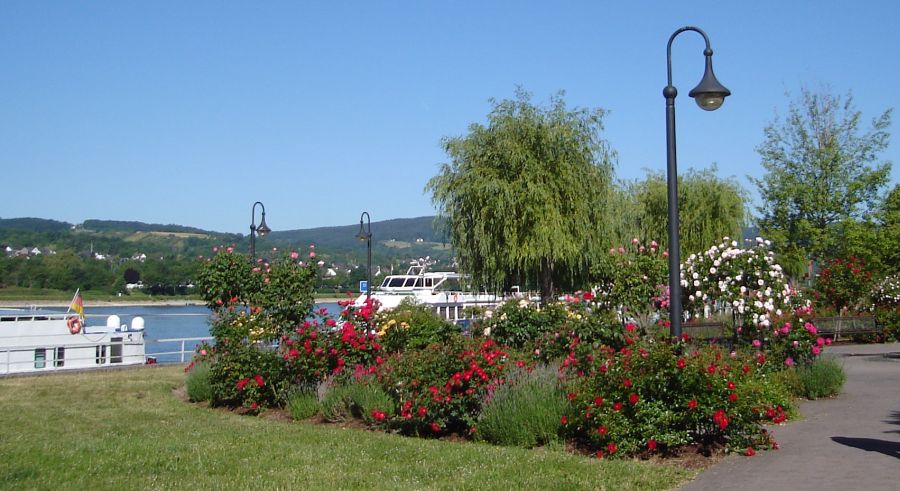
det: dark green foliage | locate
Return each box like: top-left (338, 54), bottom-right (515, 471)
top-left (477, 365), bottom-right (567, 447)
top-left (375, 299), bottom-right (460, 352)
top-left (319, 376), bottom-right (394, 424)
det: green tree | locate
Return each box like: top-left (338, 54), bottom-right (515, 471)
top-left (623, 167), bottom-right (747, 257)
top-left (752, 88), bottom-right (893, 274)
top-left (426, 89), bottom-right (616, 301)
top-left (877, 184), bottom-right (900, 274)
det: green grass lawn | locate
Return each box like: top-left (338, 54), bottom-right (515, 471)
top-left (0, 366), bottom-right (695, 490)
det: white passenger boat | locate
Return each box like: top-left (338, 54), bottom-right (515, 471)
top-left (0, 308), bottom-right (146, 375)
top-left (355, 260), bottom-right (502, 323)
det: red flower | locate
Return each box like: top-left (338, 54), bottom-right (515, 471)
top-left (606, 443), bottom-right (618, 454)
top-left (742, 364), bottom-right (750, 374)
top-left (629, 393), bottom-right (639, 405)
top-left (430, 422), bottom-right (441, 433)
top-left (595, 450), bottom-right (604, 459)
top-left (647, 439), bottom-right (657, 451)
top-left (582, 291), bottom-right (594, 301)
top-left (598, 425), bottom-right (607, 435)
top-left (688, 399), bottom-right (698, 410)
top-left (250, 402), bottom-right (258, 410)
top-left (567, 392), bottom-right (578, 401)
top-left (707, 364), bottom-right (717, 374)
top-left (713, 409), bottom-right (729, 430)
top-left (560, 416), bottom-right (568, 425)
top-left (612, 402), bottom-right (623, 412)
top-left (624, 323), bottom-right (636, 332)
top-left (745, 447), bottom-right (756, 457)
top-left (371, 410), bottom-right (386, 421)
top-left (623, 379), bottom-right (633, 388)
top-left (593, 396), bottom-right (604, 406)
top-left (254, 374), bottom-right (265, 387)
top-left (676, 358), bottom-right (686, 369)
top-left (236, 378), bottom-right (248, 391)
top-left (418, 406), bottom-right (427, 417)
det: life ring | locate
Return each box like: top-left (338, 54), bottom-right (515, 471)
top-left (67, 316), bottom-right (82, 335)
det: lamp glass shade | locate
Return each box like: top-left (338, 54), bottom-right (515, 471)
top-left (256, 218), bottom-right (271, 237)
top-left (688, 56), bottom-right (730, 112)
top-left (356, 222), bottom-right (369, 241)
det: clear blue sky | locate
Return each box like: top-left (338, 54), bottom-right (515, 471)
top-left (2, 1), bottom-right (898, 234)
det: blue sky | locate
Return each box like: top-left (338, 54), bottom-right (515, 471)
top-left (2, 1), bottom-right (898, 234)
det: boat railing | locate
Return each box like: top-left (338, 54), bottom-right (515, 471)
top-left (145, 336), bottom-right (214, 363)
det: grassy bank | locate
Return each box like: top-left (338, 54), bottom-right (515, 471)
top-left (0, 366), bottom-right (694, 490)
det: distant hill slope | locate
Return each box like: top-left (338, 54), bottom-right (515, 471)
top-left (0, 217), bottom-right (72, 232)
top-left (81, 219), bottom-right (215, 235)
top-left (269, 216), bottom-right (447, 251)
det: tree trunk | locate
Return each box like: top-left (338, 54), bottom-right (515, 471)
top-left (540, 257), bottom-right (554, 304)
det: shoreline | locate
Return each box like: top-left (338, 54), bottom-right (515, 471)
top-left (0, 298), bottom-right (346, 309)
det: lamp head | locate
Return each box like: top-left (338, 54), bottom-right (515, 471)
top-left (356, 220), bottom-right (370, 241)
top-left (688, 50), bottom-right (730, 111)
top-left (256, 214), bottom-right (271, 237)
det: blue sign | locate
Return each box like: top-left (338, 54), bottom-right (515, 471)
top-left (359, 280), bottom-right (368, 293)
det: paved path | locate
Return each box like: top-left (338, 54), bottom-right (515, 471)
top-left (681, 342), bottom-right (900, 491)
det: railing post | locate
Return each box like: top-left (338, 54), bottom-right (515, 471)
top-left (181, 340), bottom-right (186, 362)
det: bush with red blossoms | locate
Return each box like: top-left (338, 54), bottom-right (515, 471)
top-left (560, 337), bottom-right (791, 456)
top-left (375, 337), bottom-right (512, 436)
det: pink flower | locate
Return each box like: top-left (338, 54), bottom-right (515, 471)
top-left (609, 248), bottom-right (617, 255)
top-left (309, 251), bottom-right (316, 258)
top-left (812, 346), bottom-right (821, 356)
top-left (825, 338), bottom-right (833, 345)
top-left (290, 251), bottom-right (299, 260)
top-left (816, 337), bottom-right (825, 346)
top-left (663, 250), bottom-right (669, 257)
top-left (226, 246), bottom-right (234, 253)
top-left (784, 357), bottom-right (794, 367)
top-left (650, 240), bottom-right (658, 248)
top-left (752, 339), bottom-right (761, 347)
top-left (618, 247), bottom-right (625, 253)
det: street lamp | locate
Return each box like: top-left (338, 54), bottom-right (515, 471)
top-left (356, 211), bottom-right (372, 303)
top-left (249, 201), bottom-right (271, 259)
top-left (664, 26), bottom-right (730, 338)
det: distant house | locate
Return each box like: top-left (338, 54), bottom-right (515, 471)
top-left (94, 253), bottom-right (107, 260)
top-left (132, 253), bottom-right (147, 262)
top-left (324, 268), bottom-right (338, 277)
top-left (30, 247), bottom-right (42, 255)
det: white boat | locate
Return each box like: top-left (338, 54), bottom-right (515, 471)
top-left (0, 308), bottom-right (146, 375)
top-left (355, 260), bottom-right (503, 323)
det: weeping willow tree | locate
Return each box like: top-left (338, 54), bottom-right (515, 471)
top-left (622, 166), bottom-right (748, 256)
top-left (426, 89), bottom-right (616, 302)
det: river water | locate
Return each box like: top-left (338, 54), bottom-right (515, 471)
top-left (76, 303), bottom-right (341, 363)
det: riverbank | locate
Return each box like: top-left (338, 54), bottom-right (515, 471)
top-left (0, 297), bottom-right (345, 309)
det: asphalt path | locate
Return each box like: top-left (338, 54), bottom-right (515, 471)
top-left (681, 342), bottom-right (900, 491)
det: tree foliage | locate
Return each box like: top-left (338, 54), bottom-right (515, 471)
top-left (426, 89), bottom-right (615, 300)
top-left (618, 167), bottom-right (747, 257)
top-left (752, 88), bottom-right (893, 272)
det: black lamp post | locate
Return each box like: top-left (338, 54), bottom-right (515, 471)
top-left (356, 211), bottom-right (372, 302)
top-left (664, 26), bottom-right (730, 338)
top-left (249, 201), bottom-right (271, 259)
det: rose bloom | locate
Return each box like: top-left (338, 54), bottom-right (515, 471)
top-left (647, 439), bottom-right (658, 451)
top-left (629, 393), bottom-right (639, 405)
top-left (612, 402), bottom-right (623, 411)
top-left (688, 399), bottom-right (698, 410)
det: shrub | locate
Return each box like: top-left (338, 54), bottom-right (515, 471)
top-left (482, 299), bottom-right (567, 349)
top-left (476, 364), bottom-right (567, 447)
top-left (377, 337), bottom-right (511, 436)
top-left (561, 338), bottom-right (792, 456)
top-left (285, 385), bottom-right (319, 420)
top-left (780, 357), bottom-right (845, 399)
top-left (319, 376), bottom-right (394, 424)
top-left (375, 299), bottom-right (460, 352)
top-left (185, 361), bottom-right (213, 403)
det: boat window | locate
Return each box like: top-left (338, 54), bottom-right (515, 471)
top-left (381, 278), bottom-right (391, 287)
top-left (34, 348), bottom-right (46, 369)
top-left (434, 278), bottom-right (462, 292)
top-left (55, 347), bottom-right (65, 367)
top-left (0, 317), bottom-right (14, 322)
top-left (96, 345), bottom-right (107, 364)
top-left (111, 338), bottom-right (123, 364)
top-left (414, 278), bottom-right (423, 287)
top-left (424, 278), bottom-right (433, 288)
top-left (388, 278), bottom-right (406, 287)
top-left (34, 316), bottom-right (48, 321)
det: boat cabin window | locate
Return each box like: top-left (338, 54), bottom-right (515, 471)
top-left (55, 347), bottom-right (65, 367)
top-left (34, 348), bottom-right (46, 369)
top-left (111, 338), bottom-right (123, 364)
top-left (424, 278), bottom-right (433, 288)
top-left (388, 277), bottom-right (406, 288)
top-left (96, 345), bottom-right (107, 364)
top-left (434, 278), bottom-right (462, 292)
